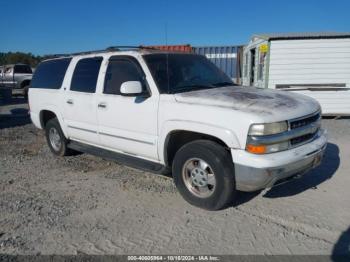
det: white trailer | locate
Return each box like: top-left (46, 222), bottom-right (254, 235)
top-left (242, 32), bottom-right (350, 115)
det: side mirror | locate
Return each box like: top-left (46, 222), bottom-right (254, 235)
top-left (120, 81), bottom-right (144, 96)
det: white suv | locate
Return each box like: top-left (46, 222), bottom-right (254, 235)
top-left (29, 47), bottom-right (327, 210)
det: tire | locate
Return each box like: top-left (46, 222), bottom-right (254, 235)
top-left (23, 86), bottom-right (29, 99)
top-left (45, 118), bottom-right (72, 156)
top-left (172, 140), bottom-right (236, 210)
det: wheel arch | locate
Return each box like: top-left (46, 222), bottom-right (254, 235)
top-left (159, 120), bottom-right (240, 167)
top-left (39, 108), bottom-right (68, 137)
top-left (20, 79), bottom-right (31, 88)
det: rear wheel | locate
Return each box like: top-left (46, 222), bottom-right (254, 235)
top-left (45, 118), bottom-right (72, 156)
top-left (172, 140), bottom-right (236, 210)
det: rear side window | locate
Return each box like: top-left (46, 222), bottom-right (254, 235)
top-left (31, 58), bottom-right (71, 89)
top-left (14, 65), bottom-right (32, 74)
top-left (70, 57), bottom-right (102, 93)
top-left (104, 58), bottom-right (144, 95)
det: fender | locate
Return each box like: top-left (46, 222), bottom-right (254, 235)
top-left (39, 104), bottom-right (68, 138)
top-left (158, 120), bottom-right (241, 164)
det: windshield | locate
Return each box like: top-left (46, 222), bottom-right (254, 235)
top-left (143, 53), bottom-right (235, 94)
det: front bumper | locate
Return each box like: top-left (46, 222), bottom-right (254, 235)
top-left (231, 129), bottom-right (328, 192)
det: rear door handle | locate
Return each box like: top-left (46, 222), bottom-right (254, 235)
top-left (98, 102), bottom-right (107, 108)
top-left (66, 99), bottom-right (74, 105)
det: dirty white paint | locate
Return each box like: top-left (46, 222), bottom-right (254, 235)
top-left (243, 37), bottom-right (350, 115)
top-left (175, 85), bottom-right (319, 119)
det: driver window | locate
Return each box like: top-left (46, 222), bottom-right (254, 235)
top-left (104, 58), bottom-right (144, 95)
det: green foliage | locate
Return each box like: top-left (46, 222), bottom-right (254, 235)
top-left (0, 52), bottom-right (43, 67)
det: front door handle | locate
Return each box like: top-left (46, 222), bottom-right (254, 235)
top-left (98, 102), bottom-right (107, 108)
top-left (66, 99), bottom-right (74, 105)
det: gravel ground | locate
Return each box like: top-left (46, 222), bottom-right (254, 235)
top-left (0, 98), bottom-right (350, 255)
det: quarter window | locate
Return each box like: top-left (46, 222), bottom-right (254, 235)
top-left (104, 58), bottom-right (144, 95)
top-left (70, 57), bottom-right (102, 93)
top-left (31, 58), bottom-right (71, 89)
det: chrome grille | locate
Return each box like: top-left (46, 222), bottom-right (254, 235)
top-left (288, 111), bottom-right (321, 147)
top-left (290, 112), bottom-right (320, 130)
top-left (290, 132), bottom-right (317, 146)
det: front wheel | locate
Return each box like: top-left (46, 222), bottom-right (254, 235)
top-left (172, 140), bottom-right (236, 210)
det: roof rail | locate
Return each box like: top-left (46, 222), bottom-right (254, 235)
top-left (106, 45), bottom-right (157, 50)
top-left (48, 49), bottom-right (107, 58)
top-left (48, 45), bottom-right (157, 58)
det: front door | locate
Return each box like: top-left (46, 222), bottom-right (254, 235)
top-left (96, 56), bottom-right (159, 161)
top-left (63, 57), bottom-right (103, 145)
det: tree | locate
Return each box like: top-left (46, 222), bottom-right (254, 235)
top-left (0, 52), bottom-right (43, 67)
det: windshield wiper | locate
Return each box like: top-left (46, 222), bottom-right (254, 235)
top-left (172, 84), bottom-right (215, 93)
top-left (212, 81), bottom-right (236, 87)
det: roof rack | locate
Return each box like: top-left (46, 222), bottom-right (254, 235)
top-left (106, 45), bottom-right (157, 51)
top-left (49, 46), bottom-right (157, 58)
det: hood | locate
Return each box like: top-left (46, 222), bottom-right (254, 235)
top-left (174, 86), bottom-right (320, 122)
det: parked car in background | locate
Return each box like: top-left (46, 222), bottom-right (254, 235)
top-left (0, 63), bottom-right (33, 98)
top-left (29, 47), bottom-right (327, 210)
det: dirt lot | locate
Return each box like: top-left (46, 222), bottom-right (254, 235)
top-left (0, 97), bottom-right (350, 256)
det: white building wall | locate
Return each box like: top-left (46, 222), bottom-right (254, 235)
top-left (290, 89), bottom-right (350, 115)
top-left (268, 38), bottom-right (350, 88)
top-left (267, 38), bottom-right (350, 115)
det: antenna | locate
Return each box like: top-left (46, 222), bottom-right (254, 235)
top-left (165, 22), bottom-right (168, 46)
top-left (165, 22), bottom-right (170, 94)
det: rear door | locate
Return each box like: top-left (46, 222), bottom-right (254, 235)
top-left (63, 57), bottom-right (103, 145)
top-left (96, 56), bottom-right (159, 161)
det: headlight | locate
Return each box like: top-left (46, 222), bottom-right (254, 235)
top-left (246, 121), bottom-right (289, 154)
top-left (248, 121), bottom-right (288, 136)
